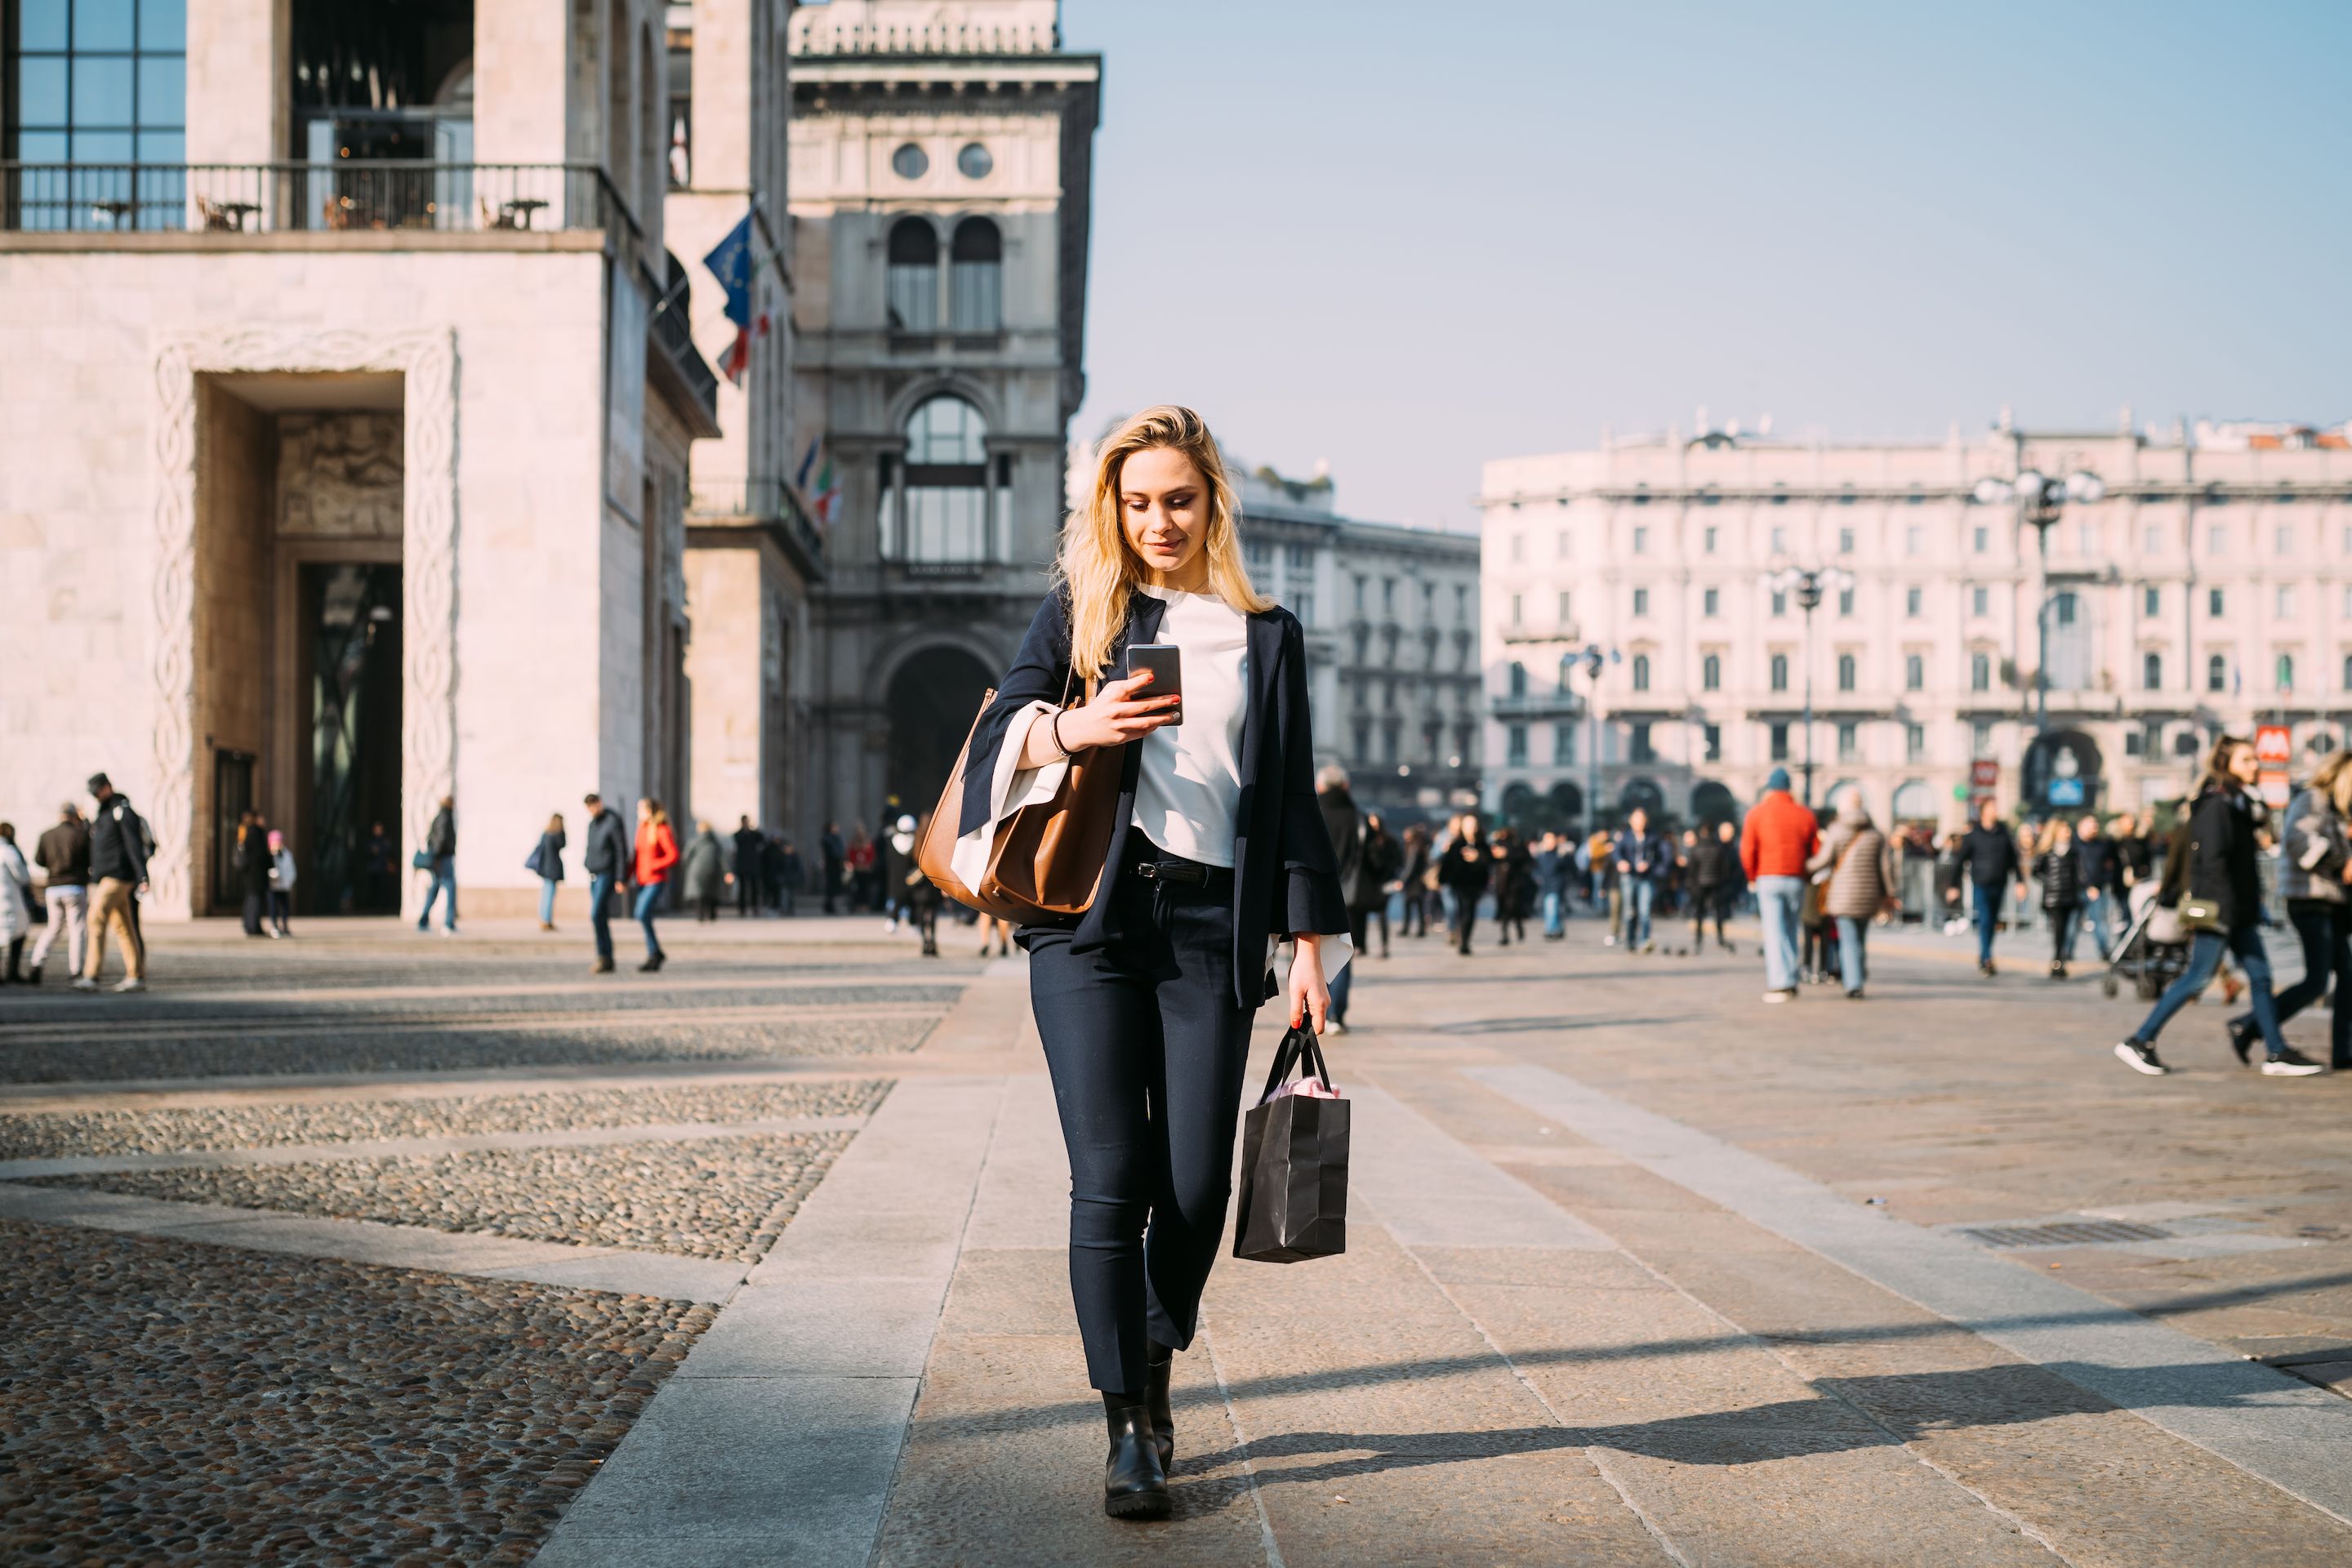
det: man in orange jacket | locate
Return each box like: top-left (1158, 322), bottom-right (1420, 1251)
top-left (1740, 768), bottom-right (1820, 1002)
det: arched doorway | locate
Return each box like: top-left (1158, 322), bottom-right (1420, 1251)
top-left (1619, 777), bottom-right (1665, 825)
top-left (1547, 780), bottom-right (1584, 831)
top-left (885, 647), bottom-right (995, 825)
top-left (1690, 779), bottom-right (1737, 826)
top-left (2024, 728), bottom-right (2102, 816)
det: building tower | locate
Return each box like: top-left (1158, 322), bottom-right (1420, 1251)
top-left (787, 0), bottom-right (1100, 831)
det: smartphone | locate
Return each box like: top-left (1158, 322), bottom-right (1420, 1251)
top-left (1125, 643), bottom-right (1183, 725)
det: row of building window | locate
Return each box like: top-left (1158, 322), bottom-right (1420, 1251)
top-left (1508, 517), bottom-right (2352, 566)
top-left (1512, 581), bottom-right (2352, 627)
top-left (1507, 645), bottom-right (2345, 699)
top-left (885, 216), bottom-right (1002, 332)
top-left (1506, 719), bottom-right (1998, 769)
top-left (1348, 719), bottom-right (1481, 768)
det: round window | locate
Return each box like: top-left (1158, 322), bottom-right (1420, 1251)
top-left (891, 142), bottom-right (929, 180)
top-left (956, 141), bottom-right (993, 179)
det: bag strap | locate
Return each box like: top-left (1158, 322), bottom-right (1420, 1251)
top-left (1255, 1024), bottom-right (1334, 1104)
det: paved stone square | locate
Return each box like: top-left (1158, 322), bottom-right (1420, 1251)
top-left (4, 912), bottom-right (2351, 1564)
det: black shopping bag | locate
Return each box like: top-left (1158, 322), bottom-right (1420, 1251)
top-left (1232, 1025), bottom-right (1349, 1264)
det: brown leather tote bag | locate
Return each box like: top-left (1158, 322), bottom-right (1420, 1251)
top-left (915, 681), bottom-right (1122, 924)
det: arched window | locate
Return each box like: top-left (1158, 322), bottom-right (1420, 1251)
top-left (1702, 653), bottom-right (1721, 691)
top-left (1508, 661), bottom-right (1527, 697)
top-left (1838, 653), bottom-right (1856, 692)
top-left (2278, 653), bottom-right (2296, 693)
top-left (892, 395), bottom-right (989, 562)
top-left (950, 217), bottom-right (1002, 332)
top-left (1632, 653), bottom-right (1651, 692)
top-left (1770, 653), bottom-right (1788, 692)
top-left (887, 218), bottom-right (938, 331)
top-left (2144, 651), bottom-right (2163, 690)
top-left (2207, 653), bottom-right (2228, 693)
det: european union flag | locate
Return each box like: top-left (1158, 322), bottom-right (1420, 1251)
top-left (703, 213), bottom-right (754, 329)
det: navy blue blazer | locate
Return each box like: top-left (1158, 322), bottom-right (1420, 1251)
top-left (960, 586), bottom-right (1349, 1009)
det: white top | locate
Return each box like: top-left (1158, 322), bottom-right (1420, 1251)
top-left (1127, 584), bottom-right (1249, 867)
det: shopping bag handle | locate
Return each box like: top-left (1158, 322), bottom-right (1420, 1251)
top-left (1257, 1023), bottom-right (1335, 1105)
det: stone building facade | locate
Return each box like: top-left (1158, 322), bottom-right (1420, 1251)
top-left (786, 0), bottom-right (1100, 834)
top-left (1232, 467), bottom-right (1483, 821)
top-left (1479, 419), bottom-right (2352, 835)
top-left (0, 0), bottom-right (722, 920)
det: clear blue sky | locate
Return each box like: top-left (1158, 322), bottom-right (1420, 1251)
top-left (1060, 0), bottom-right (2352, 532)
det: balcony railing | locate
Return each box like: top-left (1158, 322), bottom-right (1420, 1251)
top-left (688, 474), bottom-right (826, 565)
top-left (0, 162), bottom-right (640, 239)
top-left (644, 269), bottom-right (720, 429)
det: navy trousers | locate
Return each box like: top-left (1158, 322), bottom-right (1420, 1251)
top-left (1025, 853), bottom-right (1257, 1396)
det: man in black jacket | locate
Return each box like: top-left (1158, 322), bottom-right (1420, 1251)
top-left (28, 803), bottom-right (90, 984)
top-left (581, 793), bottom-right (628, 974)
top-left (417, 796), bottom-right (458, 934)
top-left (77, 773), bottom-right (147, 992)
top-left (2074, 814), bottom-right (2123, 961)
top-left (1949, 798), bottom-right (2026, 977)
top-left (1318, 768), bottom-right (1365, 1032)
top-left (733, 817), bottom-right (766, 917)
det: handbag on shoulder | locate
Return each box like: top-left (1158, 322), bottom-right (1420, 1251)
top-left (915, 679), bottom-right (1122, 925)
top-left (1233, 1026), bottom-right (1350, 1265)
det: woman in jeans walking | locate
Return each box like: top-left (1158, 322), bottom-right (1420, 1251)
top-left (2032, 817), bottom-right (2083, 979)
top-left (2225, 755), bottom-right (2352, 1069)
top-left (951, 407), bottom-right (1348, 1520)
top-left (630, 800), bottom-right (679, 973)
top-left (2116, 737), bottom-right (2324, 1076)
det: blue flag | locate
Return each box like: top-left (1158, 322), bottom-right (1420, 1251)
top-left (703, 213), bottom-right (753, 328)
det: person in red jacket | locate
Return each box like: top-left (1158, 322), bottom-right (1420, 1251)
top-left (631, 798), bottom-right (680, 972)
top-left (1740, 767), bottom-right (1820, 1002)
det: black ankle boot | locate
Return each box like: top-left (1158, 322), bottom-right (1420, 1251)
top-left (1101, 1393), bottom-right (1169, 1520)
top-left (1145, 1343), bottom-right (1176, 1472)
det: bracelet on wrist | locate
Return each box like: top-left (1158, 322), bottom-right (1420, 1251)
top-left (1049, 707), bottom-right (1073, 759)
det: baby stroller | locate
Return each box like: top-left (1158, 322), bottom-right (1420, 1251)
top-left (2103, 881), bottom-right (2190, 1000)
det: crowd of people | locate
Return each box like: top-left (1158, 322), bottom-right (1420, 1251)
top-left (0, 773), bottom-right (152, 991)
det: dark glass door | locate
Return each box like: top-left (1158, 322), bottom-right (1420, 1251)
top-left (301, 562), bottom-right (402, 914)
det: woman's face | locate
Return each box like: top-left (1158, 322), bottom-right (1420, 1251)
top-left (2227, 743), bottom-right (2260, 786)
top-left (1119, 447), bottom-right (1210, 582)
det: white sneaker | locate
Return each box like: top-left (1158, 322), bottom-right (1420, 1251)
top-left (2261, 1052), bottom-right (2326, 1077)
top-left (1762, 989), bottom-right (1790, 1004)
top-left (114, 978), bottom-right (146, 993)
top-left (2114, 1040), bottom-right (2167, 1076)
top-left (439, 925), bottom-right (460, 938)
top-left (72, 977), bottom-right (98, 992)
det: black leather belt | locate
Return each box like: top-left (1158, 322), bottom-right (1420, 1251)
top-left (1128, 853), bottom-right (1230, 887)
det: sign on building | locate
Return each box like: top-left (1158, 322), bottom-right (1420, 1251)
top-left (2256, 724), bottom-right (2293, 808)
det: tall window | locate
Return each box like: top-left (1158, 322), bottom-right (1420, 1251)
top-left (949, 217), bottom-right (1002, 331)
top-left (1906, 724), bottom-right (1925, 762)
top-left (1837, 653), bottom-right (1856, 692)
top-left (1770, 653), bottom-right (1788, 692)
top-left (2207, 653), bottom-right (2228, 693)
top-left (8, 0), bottom-right (188, 229)
top-left (2144, 650), bottom-right (2163, 690)
top-left (2208, 586), bottom-right (2225, 617)
top-left (1971, 585), bottom-right (1989, 617)
top-left (1631, 653), bottom-right (1650, 692)
top-left (893, 394), bottom-right (988, 561)
top-left (1838, 723), bottom-right (1858, 762)
top-left (1905, 586), bottom-right (1922, 617)
top-left (1838, 586), bottom-right (1854, 617)
top-left (2278, 653), bottom-right (2296, 693)
top-left (2144, 585), bottom-right (2159, 617)
top-left (1703, 586), bottom-right (1718, 617)
top-left (1702, 653), bottom-right (1721, 691)
top-left (1507, 724), bottom-right (1527, 765)
top-left (1632, 587), bottom-right (1650, 617)
top-left (886, 218), bottom-right (938, 331)
top-left (1508, 661), bottom-right (1527, 697)
top-left (1904, 653), bottom-right (1923, 691)
top-left (1630, 722), bottom-right (1655, 763)
top-left (1770, 723), bottom-right (1789, 761)
top-left (1632, 525), bottom-right (1648, 554)
top-left (1971, 651), bottom-right (1989, 691)
top-left (1771, 590), bottom-right (1788, 618)
top-left (1557, 590), bottom-right (1571, 623)
top-left (1704, 724), bottom-right (1722, 762)
top-left (1553, 722), bottom-right (1575, 764)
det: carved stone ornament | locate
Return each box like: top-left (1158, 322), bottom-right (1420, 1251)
top-left (150, 328), bottom-right (457, 920)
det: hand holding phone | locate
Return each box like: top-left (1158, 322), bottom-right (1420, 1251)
top-left (1124, 644), bottom-right (1183, 727)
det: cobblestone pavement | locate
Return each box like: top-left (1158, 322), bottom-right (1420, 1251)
top-left (0, 917), bottom-right (960, 1565)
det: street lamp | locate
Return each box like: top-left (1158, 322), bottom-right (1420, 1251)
top-left (1971, 467), bottom-right (2105, 738)
top-left (1567, 644), bottom-right (1619, 833)
top-left (1759, 564), bottom-right (1854, 808)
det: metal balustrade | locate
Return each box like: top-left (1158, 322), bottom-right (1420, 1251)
top-left (0, 162), bottom-right (639, 238)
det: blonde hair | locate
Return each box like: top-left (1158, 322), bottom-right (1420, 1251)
top-left (2034, 816), bottom-right (2074, 855)
top-left (1059, 405), bottom-right (1272, 679)
top-left (2312, 751), bottom-right (2352, 817)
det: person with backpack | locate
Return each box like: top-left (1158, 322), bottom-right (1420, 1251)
top-left (77, 773), bottom-right (147, 992)
top-left (2032, 817), bottom-right (2084, 979)
top-left (2116, 736), bottom-right (2324, 1077)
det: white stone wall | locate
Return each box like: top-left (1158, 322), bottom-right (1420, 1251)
top-left (0, 244), bottom-right (626, 917)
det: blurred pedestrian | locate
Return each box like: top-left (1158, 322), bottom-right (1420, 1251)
top-left (820, 821), bottom-right (846, 913)
top-left (897, 816), bottom-right (942, 956)
top-left (528, 813), bottom-right (567, 930)
top-left (1809, 797), bottom-right (1896, 997)
top-left (78, 773), bottom-right (147, 992)
top-left (1438, 821), bottom-right (1490, 955)
top-left (845, 823), bottom-right (877, 911)
top-left (234, 812), bottom-right (270, 937)
top-left (2116, 736), bottom-right (2321, 1077)
top-left (733, 816), bottom-right (766, 917)
top-left (2225, 755), bottom-right (2352, 1070)
top-left (2032, 817), bottom-right (2083, 978)
top-left (1687, 820), bottom-right (1736, 952)
top-left (28, 802), bottom-right (91, 984)
top-left (0, 822), bottom-right (30, 982)
top-left (1535, 831), bottom-right (1570, 941)
top-left (2073, 815), bottom-right (2121, 962)
top-left (417, 795), bottom-right (458, 935)
top-left (770, 833), bottom-right (799, 915)
top-left (1951, 798), bottom-right (2025, 978)
top-left (1613, 807), bottom-right (1668, 954)
top-left (266, 828), bottom-right (296, 938)
top-left (2114, 811), bottom-right (2152, 892)
top-left (363, 821), bottom-right (394, 912)
top-left (1740, 767), bottom-right (1820, 1003)
top-left (631, 799), bottom-right (679, 970)
top-left (1592, 828), bottom-right (1624, 946)
top-left (1362, 811), bottom-right (1401, 958)
top-left (1397, 824), bottom-right (1431, 938)
top-left (684, 819), bottom-right (724, 921)
top-left (978, 910), bottom-right (1013, 957)
top-left (581, 792), bottom-right (626, 974)
top-left (1317, 766), bottom-right (1363, 1031)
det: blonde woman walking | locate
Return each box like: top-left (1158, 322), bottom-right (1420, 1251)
top-left (951, 407), bottom-right (1350, 1520)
